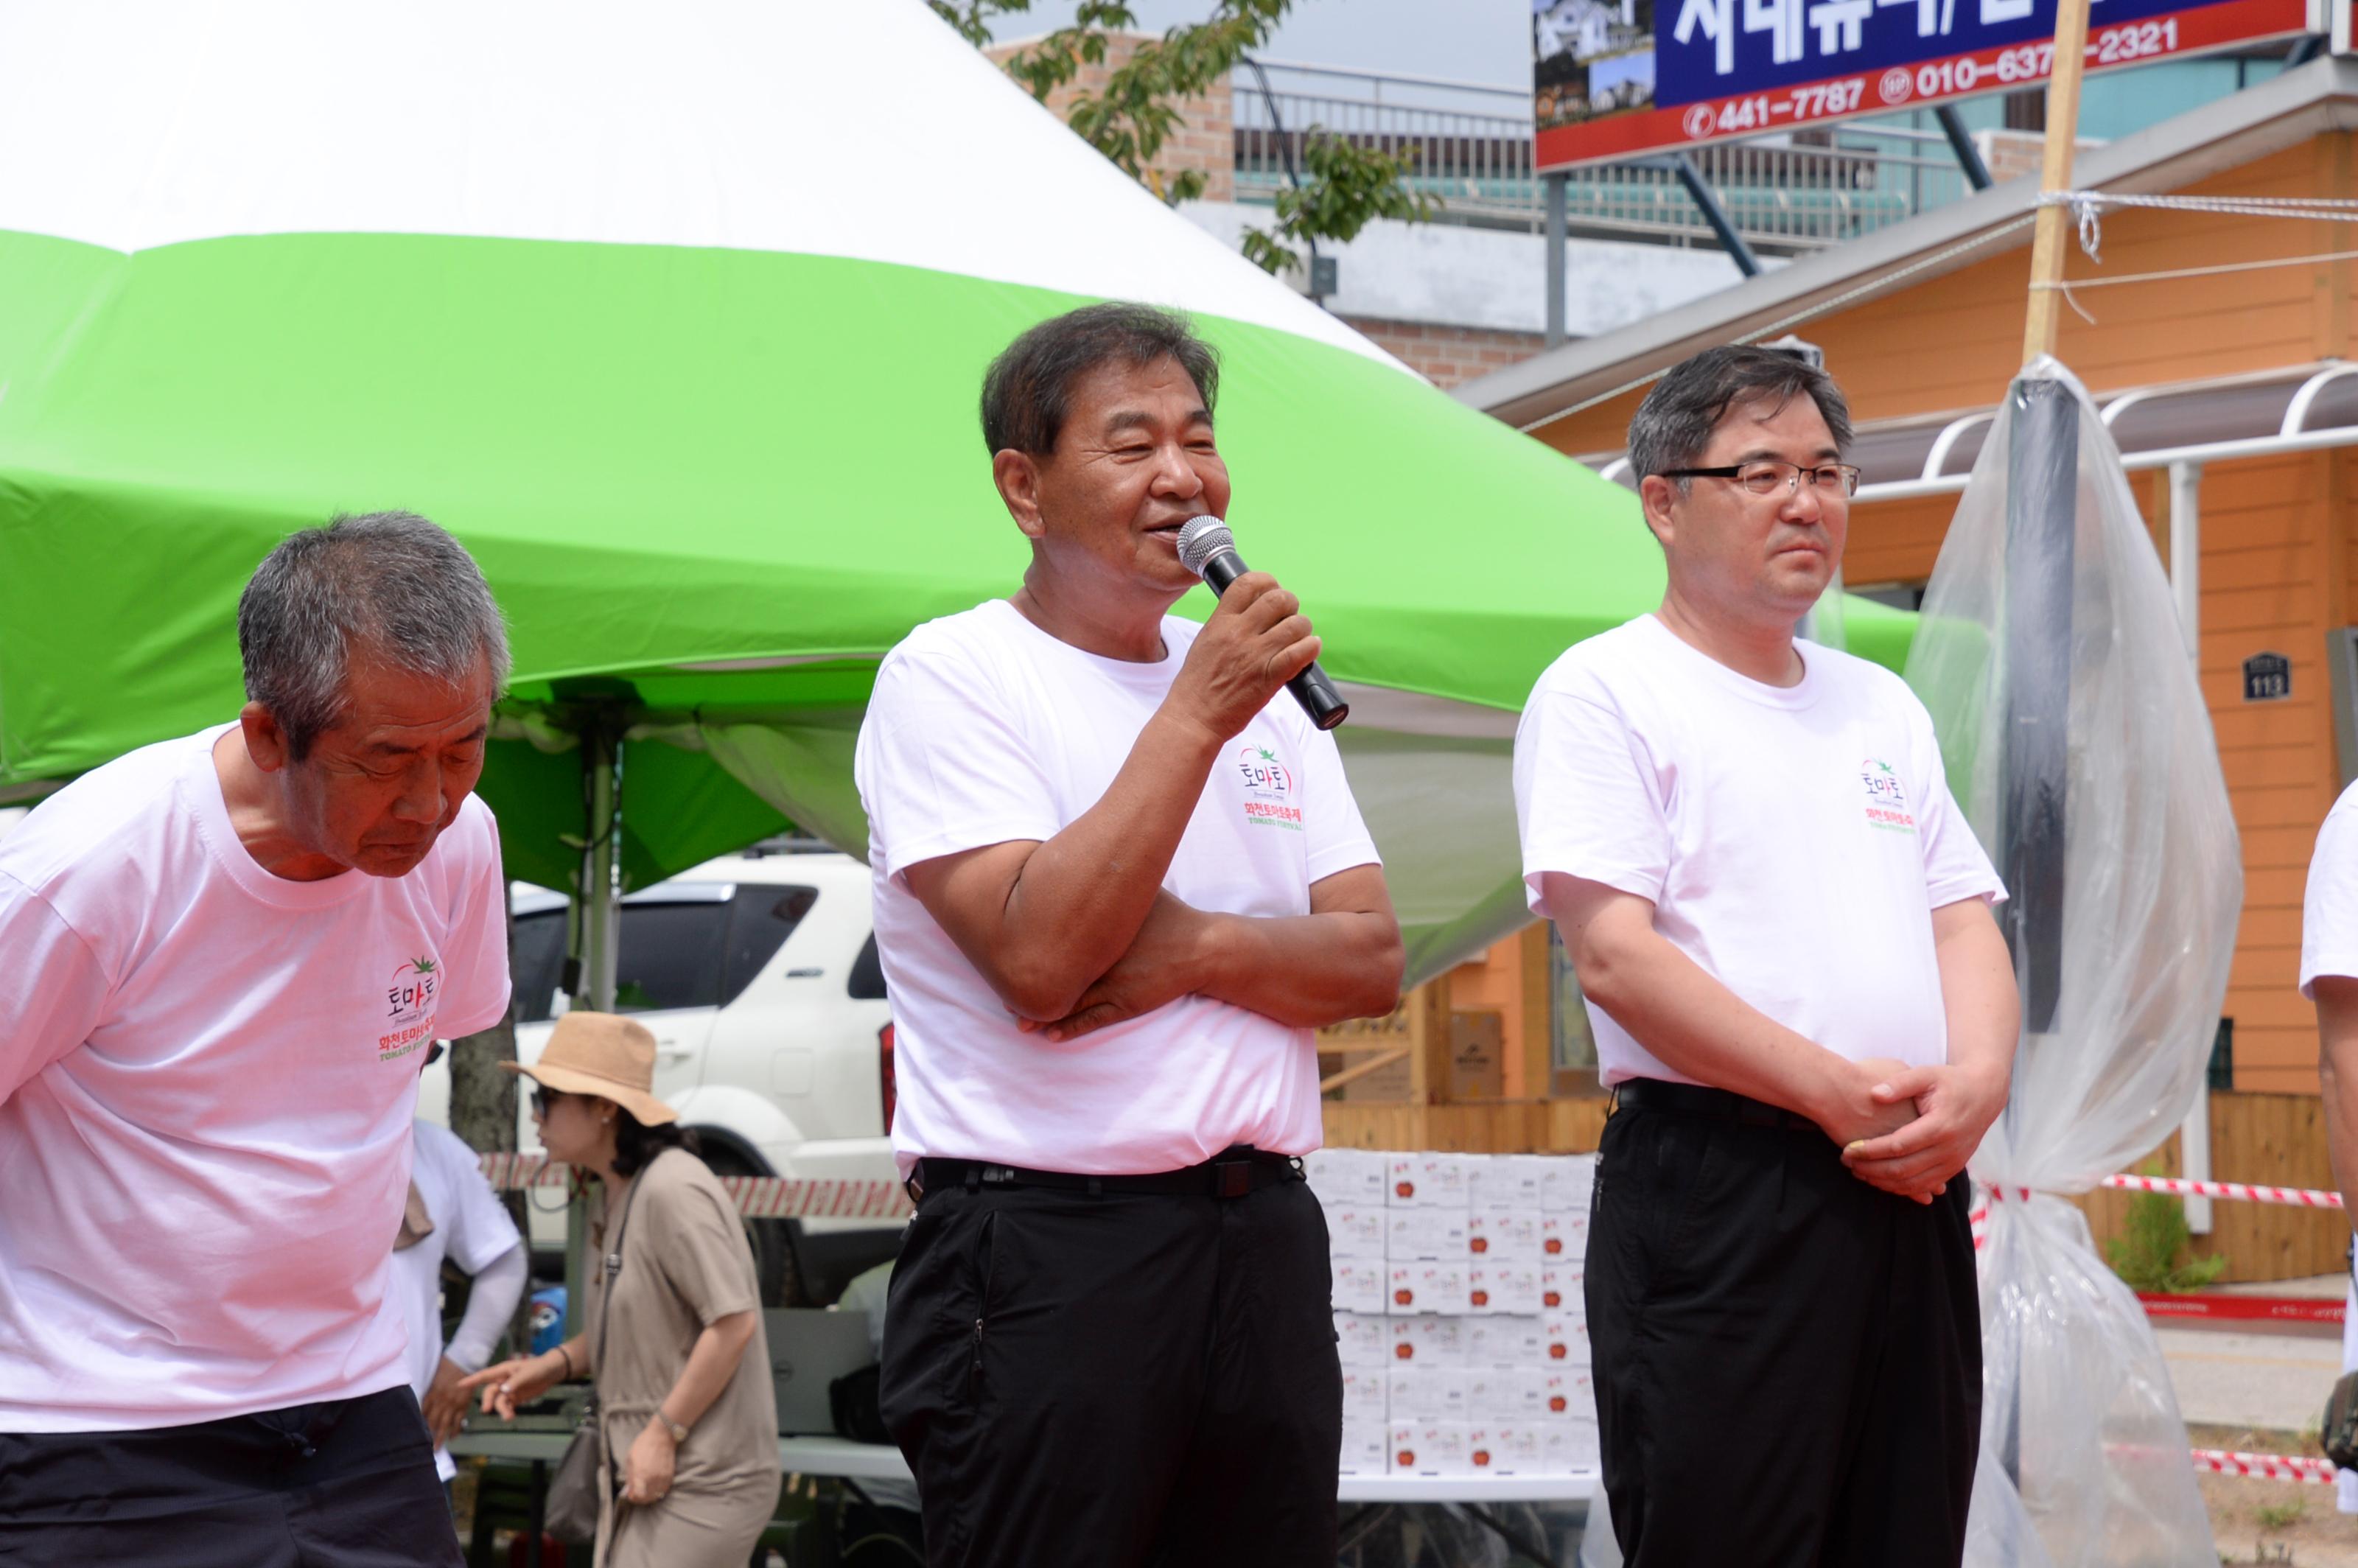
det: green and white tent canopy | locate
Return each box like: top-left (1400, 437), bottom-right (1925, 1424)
top-left (0, 0), bottom-right (1910, 981)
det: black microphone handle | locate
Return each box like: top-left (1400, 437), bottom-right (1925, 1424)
top-left (1199, 549), bottom-right (1349, 731)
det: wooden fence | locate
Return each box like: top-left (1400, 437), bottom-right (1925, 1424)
top-left (1323, 1088), bottom-right (2349, 1285)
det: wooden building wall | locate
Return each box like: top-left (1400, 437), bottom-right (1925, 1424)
top-left (1526, 133), bottom-right (2358, 1093)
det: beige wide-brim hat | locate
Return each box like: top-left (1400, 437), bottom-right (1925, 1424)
top-left (501, 1010), bottom-right (679, 1127)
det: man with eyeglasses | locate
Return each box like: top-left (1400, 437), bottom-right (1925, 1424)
top-left (1512, 345), bottom-right (2018, 1567)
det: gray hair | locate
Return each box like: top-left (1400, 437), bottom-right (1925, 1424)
top-left (982, 301), bottom-right (1220, 456)
top-left (237, 511), bottom-right (511, 760)
top-left (1627, 344), bottom-right (1853, 489)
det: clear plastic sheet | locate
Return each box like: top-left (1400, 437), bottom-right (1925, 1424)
top-left (1906, 358), bottom-right (2243, 1567)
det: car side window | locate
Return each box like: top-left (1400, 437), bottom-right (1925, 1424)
top-left (511, 909), bottom-right (569, 1024)
top-left (615, 902), bottom-right (731, 1013)
top-left (847, 934), bottom-right (887, 1001)
top-left (719, 886), bottom-right (819, 1007)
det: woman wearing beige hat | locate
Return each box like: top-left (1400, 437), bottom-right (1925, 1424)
top-left (461, 1012), bottom-right (780, 1566)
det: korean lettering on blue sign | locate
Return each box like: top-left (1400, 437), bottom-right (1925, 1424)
top-left (1656, 0), bottom-right (2198, 103)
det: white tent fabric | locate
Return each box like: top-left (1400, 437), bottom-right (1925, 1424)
top-left (0, 0), bottom-right (1391, 366)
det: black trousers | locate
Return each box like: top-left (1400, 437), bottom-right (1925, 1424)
top-left (0, 1385), bottom-right (461, 1568)
top-left (879, 1172), bottom-right (1341, 1568)
top-left (1588, 1099), bottom-right (1981, 1568)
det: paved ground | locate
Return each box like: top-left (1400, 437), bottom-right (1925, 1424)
top-left (2163, 1324), bottom-right (2343, 1431)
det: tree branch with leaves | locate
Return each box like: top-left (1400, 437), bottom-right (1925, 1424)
top-left (928, 0), bottom-right (1435, 281)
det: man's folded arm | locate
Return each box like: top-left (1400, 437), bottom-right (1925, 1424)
top-left (899, 704), bottom-right (1230, 1023)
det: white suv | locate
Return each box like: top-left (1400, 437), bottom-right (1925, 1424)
top-left (416, 842), bottom-right (901, 1303)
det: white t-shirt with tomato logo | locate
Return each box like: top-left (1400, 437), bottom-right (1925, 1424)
top-left (856, 599), bottom-right (1381, 1176)
top-left (1513, 613), bottom-right (2003, 1088)
top-left (0, 724), bottom-right (510, 1431)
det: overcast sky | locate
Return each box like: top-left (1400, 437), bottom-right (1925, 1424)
top-left (976, 1), bottom-right (1533, 89)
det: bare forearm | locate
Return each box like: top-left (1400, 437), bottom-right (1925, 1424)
top-left (1200, 909), bottom-right (1404, 1027)
top-left (2316, 984), bottom-right (2358, 1218)
top-left (1576, 925), bottom-right (1854, 1122)
top-left (989, 713), bottom-right (1223, 1016)
top-left (1934, 903), bottom-right (2018, 1092)
top-left (656, 1312), bottom-right (758, 1432)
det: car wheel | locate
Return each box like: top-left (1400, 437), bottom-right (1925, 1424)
top-left (698, 1143), bottom-right (802, 1308)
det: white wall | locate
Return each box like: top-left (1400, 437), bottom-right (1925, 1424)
top-left (1179, 200), bottom-right (1780, 340)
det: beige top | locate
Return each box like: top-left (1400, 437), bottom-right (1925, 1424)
top-left (586, 1149), bottom-right (780, 1500)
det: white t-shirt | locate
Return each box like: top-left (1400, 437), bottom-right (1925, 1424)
top-left (394, 1120), bottom-right (525, 1481)
top-left (1514, 615), bottom-right (2004, 1088)
top-left (2301, 780), bottom-right (2358, 997)
top-left (0, 724), bottom-right (511, 1431)
top-left (854, 599), bottom-right (1382, 1176)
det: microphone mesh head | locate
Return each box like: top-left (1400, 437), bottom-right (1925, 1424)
top-left (1175, 515), bottom-right (1234, 579)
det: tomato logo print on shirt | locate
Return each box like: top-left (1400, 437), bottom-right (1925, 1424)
top-left (379, 954), bottom-right (441, 1062)
top-left (1235, 743), bottom-right (1303, 832)
top-left (1861, 757), bottom-right (1918, 835)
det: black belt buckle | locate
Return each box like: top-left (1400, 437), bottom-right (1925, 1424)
top-left (1213, 1158), bottom-right (1253, 1200)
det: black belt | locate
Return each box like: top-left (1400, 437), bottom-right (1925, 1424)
top-left (908, 1145), bottom-right (1304, 1205)
top-left (1612, 1077), bottom-right (1819, 1134)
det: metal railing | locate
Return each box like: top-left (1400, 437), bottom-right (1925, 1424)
top-left (1231, 59), bottom-right (1978, 252)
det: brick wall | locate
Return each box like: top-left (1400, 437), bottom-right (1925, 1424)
top-left (1340, 316), bottom-right (1550, 389)
top-left (985, 32), bottom-right (1234, 203)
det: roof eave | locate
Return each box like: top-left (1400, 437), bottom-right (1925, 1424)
top-left (1458, 55), bottom-right (2358, 433)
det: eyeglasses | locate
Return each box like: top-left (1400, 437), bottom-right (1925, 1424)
top-left (1658, 461), bottom-right (1862, 499)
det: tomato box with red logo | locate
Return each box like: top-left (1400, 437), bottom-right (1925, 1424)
top-left (1331, 1257), bottom-right (1386, 1315)
top-left (1464, 1314), bottom-right (1547, 1368)
top-left (1387, 1153), bottom-right (1469, 1209)
top-left (1388, 1315), bottom-right (1467, 1365)
top-left (1339, 1421), bottom-right (1389, 1477)
top-left (1324, 1203), bottom-right (1386, 1260)
top-left (1335, 1312), bottom-right (1393, 1368)
top-left (1388, 1261), bottom-right (1468, 1315)
top-left (1541, 1154), bottom-right (1595, 1214)
top-left (1388, 1421), bottom-right (1472, 1477)
top-left (1540, 1314), bottom-right (1592, 1365)
top-left (1537, 1210), bottom-right (1589, 1262)
top-left (1305, 1148), bottom-right (1388, 1208)
top-left (1539, 1263), bottom-right (1582, 1312)
top-left (1466, 1261), bottom-right (1542, 1315)
top-left (1465, 1425), bottom-right (1547, 1477)
top-left (1535, 1365), bottom-right (1596, 1421)
top-left (1385, 1208), bottom-right (1469, 1261)
top-left (1466, 1208), bottom-right (1540, 1261)
top-left (1386, 1365), bottom-right (1469, 1421)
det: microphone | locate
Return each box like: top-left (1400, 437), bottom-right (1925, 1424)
top-left (1175, 516), bottom-right (1349, 731)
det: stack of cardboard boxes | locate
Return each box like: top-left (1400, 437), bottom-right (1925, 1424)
top-left (1306, 1149), bottom-right (1601, 1479)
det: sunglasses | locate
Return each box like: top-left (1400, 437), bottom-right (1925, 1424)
top-left (531, 1087), bottom-right (569, 1117)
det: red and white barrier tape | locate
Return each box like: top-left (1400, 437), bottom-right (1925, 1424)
top-left (2191, 1448), bottom-right (2341, 1485)
top-left (2102, 1172), bottom-right (2343, 1210)
top-left (475, 1152), bottom-right (911, 1221)
top-left (1969, 1175), bottom-right (2345, 1252)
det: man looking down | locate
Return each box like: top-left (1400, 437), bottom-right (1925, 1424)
top-left (0, 512), bottom-right (513, 1566)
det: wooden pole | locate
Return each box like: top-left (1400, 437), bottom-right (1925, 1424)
top-left (2022, 0), bottom-right (2096, 363)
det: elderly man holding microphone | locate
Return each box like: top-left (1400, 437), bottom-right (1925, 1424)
top-left (855, 301), bottom-right (1404, 1567)
top-left (0, 512), bottom-right (513, 1566)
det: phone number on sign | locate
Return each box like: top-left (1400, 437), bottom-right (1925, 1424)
top-left (1681, 17), bottom-right (2186, 139)
top-left (1905, 18), bottom-right (2180, 98)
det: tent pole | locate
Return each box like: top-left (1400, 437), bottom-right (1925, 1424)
top-left (562, 721), bottom-right (625, 1338)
